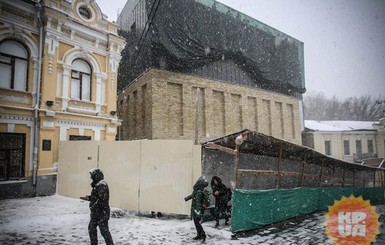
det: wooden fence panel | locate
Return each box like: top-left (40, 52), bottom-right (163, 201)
top-left (57, 141), bottom-right (98, 198)
top-left (138, 140), bottom-right (196, 215)
top-left (57, 140), bottom-right (202, 215)
top-left (99, 141), bottom-right (141, 211)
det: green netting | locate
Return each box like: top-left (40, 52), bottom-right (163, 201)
top-left (231, 187), bottom-right (385, 233)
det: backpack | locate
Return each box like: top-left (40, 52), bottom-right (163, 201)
top-left (226, 188), bottom-right (232, 202)
top-left (202, 189), bottom-right (211, 208)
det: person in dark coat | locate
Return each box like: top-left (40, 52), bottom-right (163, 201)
top-left (185, 176), bottom-right (209, 241)
top-left (81, 168), bottom-right (114, 245)
top-left (211, 176), bottom-right (229, 228)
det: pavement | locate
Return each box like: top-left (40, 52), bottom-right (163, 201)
top-left (0, 195), bottom-right (384, 244)
top-left (238, 205), bottom-right (385, 245)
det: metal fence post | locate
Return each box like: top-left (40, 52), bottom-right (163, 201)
top-left (234, 144), bottom-right (240, 188)
top-left (319, 159), bottom-right (324, 187)
top-left (300, 154), bottom-right (307, 187)
top-left (275, 147), bottom-right (283, 189)
top-left (342, 163), bottom-right (346, 187)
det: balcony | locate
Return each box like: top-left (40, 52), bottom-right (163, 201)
top-left (353, 153), bottom-right (378, 163)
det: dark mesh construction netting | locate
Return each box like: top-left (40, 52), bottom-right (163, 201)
top-left (118, 0), bottom-right (305, 97)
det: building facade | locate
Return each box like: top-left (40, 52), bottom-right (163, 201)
top-left (117, 0), bottom-right (305, 96)
top-left (0, 0), bottom-right (125, 198)
top-left (118, 69), bottom-right (302, 144)
top-left (117, 0), bottom-right (305, 144)
top-left (303, 120), bottom-right (385, 164)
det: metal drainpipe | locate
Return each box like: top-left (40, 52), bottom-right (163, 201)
top-left (32, 0), bottom-right (44, 193)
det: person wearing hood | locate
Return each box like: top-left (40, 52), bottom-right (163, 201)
top-left (81, 168), bottom-right (113, 245)
top-left (211, 176), bottom-right (230, 228)
top-left (185, 176), bottom-right (209, 242)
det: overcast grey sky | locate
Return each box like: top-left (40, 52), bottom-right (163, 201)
top-left (96, 0), bottom-right (385, 99)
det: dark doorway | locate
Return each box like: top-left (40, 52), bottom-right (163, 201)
top-left (0, 133), bottom-right (25, 180)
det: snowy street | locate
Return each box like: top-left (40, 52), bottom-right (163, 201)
top-left (0, 195), bottom-right (384, 244)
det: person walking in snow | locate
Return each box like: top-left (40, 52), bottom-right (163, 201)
top-left (81, 168), bottom-right (114, 245)
top-left (211, 176), bottom-right (230, 228)
top-left (185, 176), bottom-right (210, 242)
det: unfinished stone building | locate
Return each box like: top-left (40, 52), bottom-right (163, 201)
top-left (118, 69), bottom-right (302, 144)
top-left (117, 0), bottom-right (305, 144)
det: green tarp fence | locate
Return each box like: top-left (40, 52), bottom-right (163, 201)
top-left (231, 187), bottom-right (385, 233)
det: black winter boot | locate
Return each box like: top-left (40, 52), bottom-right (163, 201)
top-left (202, 234), bottom-right (206, 242)
top-left (193, 235), bottom-right (202, 240)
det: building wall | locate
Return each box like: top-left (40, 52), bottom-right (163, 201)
top-left (117, 71), bottom-right (153, 140)
top-left (376, 131), bottom-right (385, 161)
top-left (0, 0), bottom-right (40, 187)
top-left (309, 131), bottom-right (382, 163)
top-left (312, 132), bottom-right (343, 159)
top-left (117, 0), bottom-right (146, 31)
top-left (0, 0), bottom-right (125, 198)
top-left (118, 69), bottom-right (302, 144)
top-left (37, 0), bottom-right (125, 174)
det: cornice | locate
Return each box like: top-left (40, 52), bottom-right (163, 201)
top-left (55, 119), bottom-right (105, 129)
top-left (0, 18), bottom-right (39, 35)
top-left (45, 5), bottom-right (119, 38)
top-left (0, 114), bottom-right (34, 122)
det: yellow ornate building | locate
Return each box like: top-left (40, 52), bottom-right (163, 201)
top-left (0, 0), bottom-right (125, 198)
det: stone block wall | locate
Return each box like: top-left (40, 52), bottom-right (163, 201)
top-left (118, 69), bottom-right (302, 144)
top-left (118, 72), bottom-right (152, 140)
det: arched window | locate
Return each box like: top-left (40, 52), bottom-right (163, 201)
top-left (0, 40), bottom-right (29, 91)
top-left (71, 59), bottom-right (91, 101)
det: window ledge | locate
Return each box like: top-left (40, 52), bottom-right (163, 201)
top-left (0, 87), bottom-right (29, 94)
top-left (0, 179), bottom-right (28, 185)
top-left (69, 98), bottom-right (92, 104)
top-left (67, 105), bottom-right (98, 115)
top-left (0, 89), bottom-right (32, 104)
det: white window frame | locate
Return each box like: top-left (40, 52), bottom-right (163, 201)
top-left (0, 40), bottom-right (28, 91)
top-left (71, 59), bottom-right (92, 101)
top-left (343, 140), bottom-right (350, 156)
top-left (367, 139), bottom-right (374, 154)
top-left (324, 140), bottom-right (332, 156)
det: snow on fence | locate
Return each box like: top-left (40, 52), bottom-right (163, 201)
top-left (57, 140), bottom-right (201, 215)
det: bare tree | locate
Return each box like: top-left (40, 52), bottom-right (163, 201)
top-left (303, 92), bottom-right (329, 120)
top-left (349, 95), bottom-right (384, 120)
top-left (326, 95), bottom-right (341, 119)
top-left (303, 93), bottom-right (384, 121)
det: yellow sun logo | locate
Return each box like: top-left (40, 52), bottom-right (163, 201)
top-left (325, 195), bottom-right (381, 245)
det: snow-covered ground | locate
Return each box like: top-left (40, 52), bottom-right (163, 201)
top-left (0, 195), bottom-right (240, 244)
top-left (0, 195), bottom-right (384, 244)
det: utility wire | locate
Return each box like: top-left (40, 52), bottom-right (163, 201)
top-left (132, 0), bottom-right (161, 66)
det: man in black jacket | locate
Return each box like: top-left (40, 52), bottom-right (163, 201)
top-left (211, 176), bottom-right (230, 228)
top-left (81, 168), bottom-right (113, 245)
